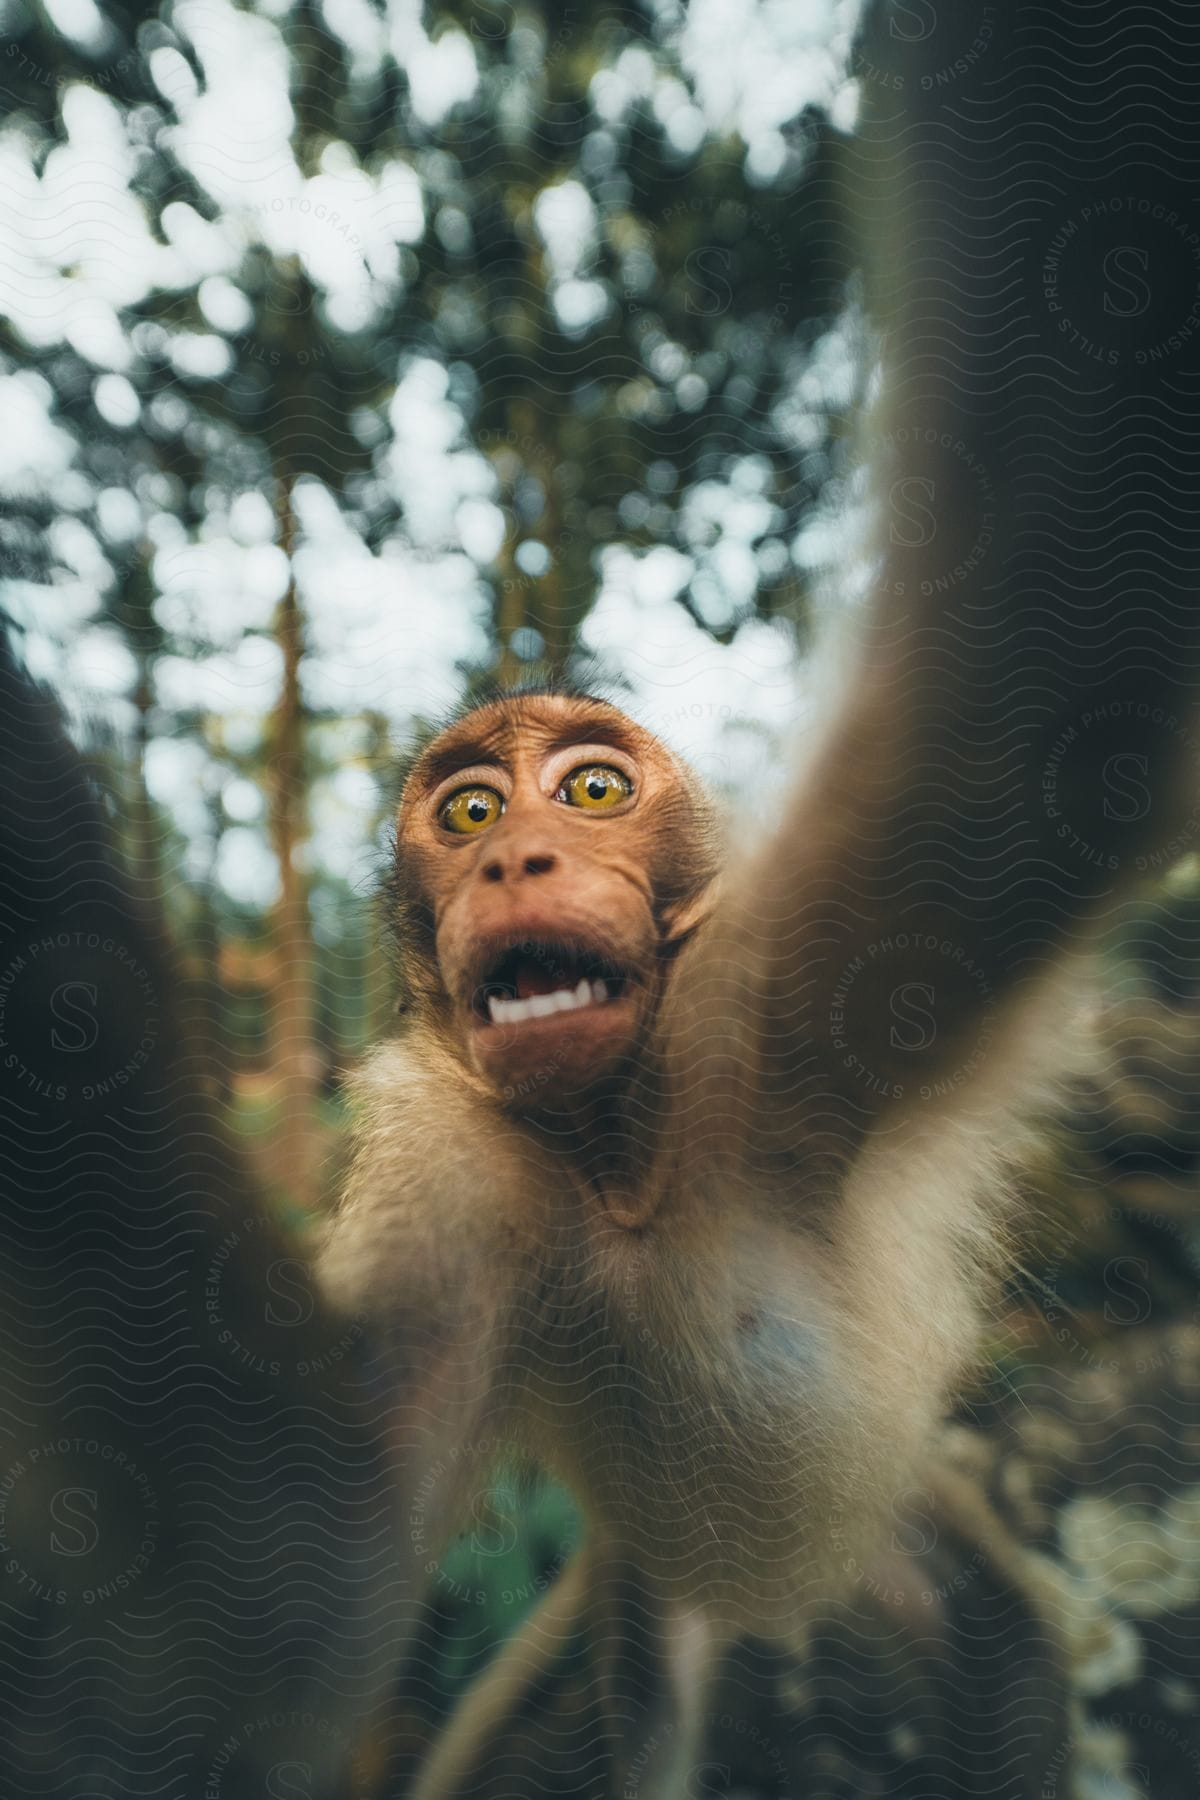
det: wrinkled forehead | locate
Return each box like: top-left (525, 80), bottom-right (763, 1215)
top-left (406, 693), bottom-right (661, 792)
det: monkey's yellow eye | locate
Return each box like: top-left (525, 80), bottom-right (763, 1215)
top-left (558, 765), bottom-right (632, 810)
top-left (440, 786), bottom-right (504, 834)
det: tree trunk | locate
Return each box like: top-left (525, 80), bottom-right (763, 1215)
top-left (266, 479), bottom-right (318, 1211)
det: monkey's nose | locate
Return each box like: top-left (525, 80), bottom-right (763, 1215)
top-left (481, 846), bottom-right (558, 884)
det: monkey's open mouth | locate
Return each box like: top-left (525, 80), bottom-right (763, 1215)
top-left (474, 942), bottom-right (632, 1027)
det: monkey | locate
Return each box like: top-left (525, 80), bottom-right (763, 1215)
top-left (318, 8), bottom-right (1200, 1796)
top-left (319, 658), bottom-right (1200, 1799)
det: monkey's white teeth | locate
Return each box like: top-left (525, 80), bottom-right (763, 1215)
top-left (485, 978), bottom-right (611, 1026)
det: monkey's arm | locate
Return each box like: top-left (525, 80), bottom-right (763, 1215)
top-left (666, 10), bottom-right (1200, 1175)
top-left (318, 1042), bottom-right (537, 1630)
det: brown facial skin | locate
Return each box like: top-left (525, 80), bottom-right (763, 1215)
top-left (393, 693), bottom-right (716, 1106)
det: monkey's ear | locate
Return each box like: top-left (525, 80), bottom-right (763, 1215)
top-left (660, 881), bottom-right (720, 957)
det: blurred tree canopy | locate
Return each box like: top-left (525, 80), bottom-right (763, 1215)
top-left (2, 0), bottom-right (859, 661)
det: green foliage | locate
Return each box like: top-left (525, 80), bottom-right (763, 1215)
top-left (435, 1472), bottom-right (582, 1696)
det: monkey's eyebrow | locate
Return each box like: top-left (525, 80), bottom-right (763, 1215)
top-left (543, 717), bottom-right (641, 757)
top-left (416, 737), bottom-right (507, 787)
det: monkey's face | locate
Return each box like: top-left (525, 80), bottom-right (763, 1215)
top-left (396, 694), bottom-right (714, 1105)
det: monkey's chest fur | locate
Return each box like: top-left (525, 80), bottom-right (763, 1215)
top-left (487, 1187), bottom-right (914, 1641)
top-left (328, 1052), bottom-right (993, 1643)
